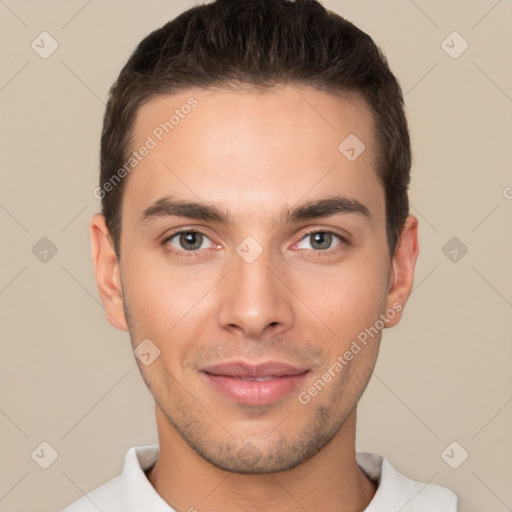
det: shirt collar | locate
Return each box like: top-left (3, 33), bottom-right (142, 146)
top-left (119, 444), bottom-right (457, 512)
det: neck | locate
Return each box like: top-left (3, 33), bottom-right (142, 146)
top-left (146, 405), bottom-right (376, 512)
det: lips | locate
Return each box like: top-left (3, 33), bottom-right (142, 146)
top-left (200, 361), bottom-right (310, 405)
top-left (202, 361), bottom-right (308, 378)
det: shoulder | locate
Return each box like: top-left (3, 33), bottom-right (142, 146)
top-left (357, 452), bottom-right (459, 512)
top-left (60, 445), bottom-right (162, 512)
top-left (60, 474), bottom-right (125, 512)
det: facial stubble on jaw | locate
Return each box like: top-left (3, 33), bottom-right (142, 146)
top-left (121, 295), bottom-right (378, 474)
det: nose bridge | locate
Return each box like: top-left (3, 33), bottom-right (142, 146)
top-left (216, 240), bottom-right (294, 337)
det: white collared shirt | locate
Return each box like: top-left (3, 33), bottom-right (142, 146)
top-left (61, 444), bottom-right (458, 511)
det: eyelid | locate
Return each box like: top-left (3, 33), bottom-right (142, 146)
top-left (292, 228), bottom-right (348, 252)
top-left (161, 225), bottom-right (351, 257)
top-left (161, 226), bottom-right (214, 243)
top-left (160, 227), bottom-right (217, 258)
top-left (297, 226), bottom-right (350, 242)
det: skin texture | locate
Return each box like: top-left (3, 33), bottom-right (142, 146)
top-left (91, 85), bottom-right (419, 512)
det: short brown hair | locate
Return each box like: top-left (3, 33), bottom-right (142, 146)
top-left (99, 0), bottom-right (411, 260)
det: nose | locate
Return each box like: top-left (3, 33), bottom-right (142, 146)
top-left (216, 247), bottom-right (295, 339)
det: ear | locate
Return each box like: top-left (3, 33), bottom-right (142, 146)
top-left (90, 214), bottom-right (128, 331)
top-left (384, 215), bottom-right (419, 328)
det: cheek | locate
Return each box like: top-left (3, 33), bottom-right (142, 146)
top-left (120, 249), bottom-right (219, 347)
top-left (120, 253), bottom-right (177, 335)
top-left (292, 255), bottom-right (389, 341)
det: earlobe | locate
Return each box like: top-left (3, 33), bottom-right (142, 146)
top-left (90, 214), bottom-right (129, 331)
top-left (384, 215), bottom-right (419, 328)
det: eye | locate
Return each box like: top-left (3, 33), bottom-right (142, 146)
top-left (163, 230), bottom-right (214, 253)
top-left (296, 230), bottom-right (345, 252)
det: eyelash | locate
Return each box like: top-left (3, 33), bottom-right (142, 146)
top-left (161, 228), bottom-right (349, 260)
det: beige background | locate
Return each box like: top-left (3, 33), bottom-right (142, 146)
top-left (1, 1), bottom-right (511, 511)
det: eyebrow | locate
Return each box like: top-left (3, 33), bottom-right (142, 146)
top-left (138, 194), bottom-right (372, 227)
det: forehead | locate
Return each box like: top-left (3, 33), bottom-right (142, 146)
top-left (122, 85), bottom-right (384, 226)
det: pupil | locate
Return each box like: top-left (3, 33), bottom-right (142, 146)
top-left (312, 232), bottom-right (331, 250)
top-left (181, 232), bottom-right (202, 250)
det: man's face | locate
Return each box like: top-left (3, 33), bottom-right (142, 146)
top-left (101, 85), bottom-right (409, 473)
